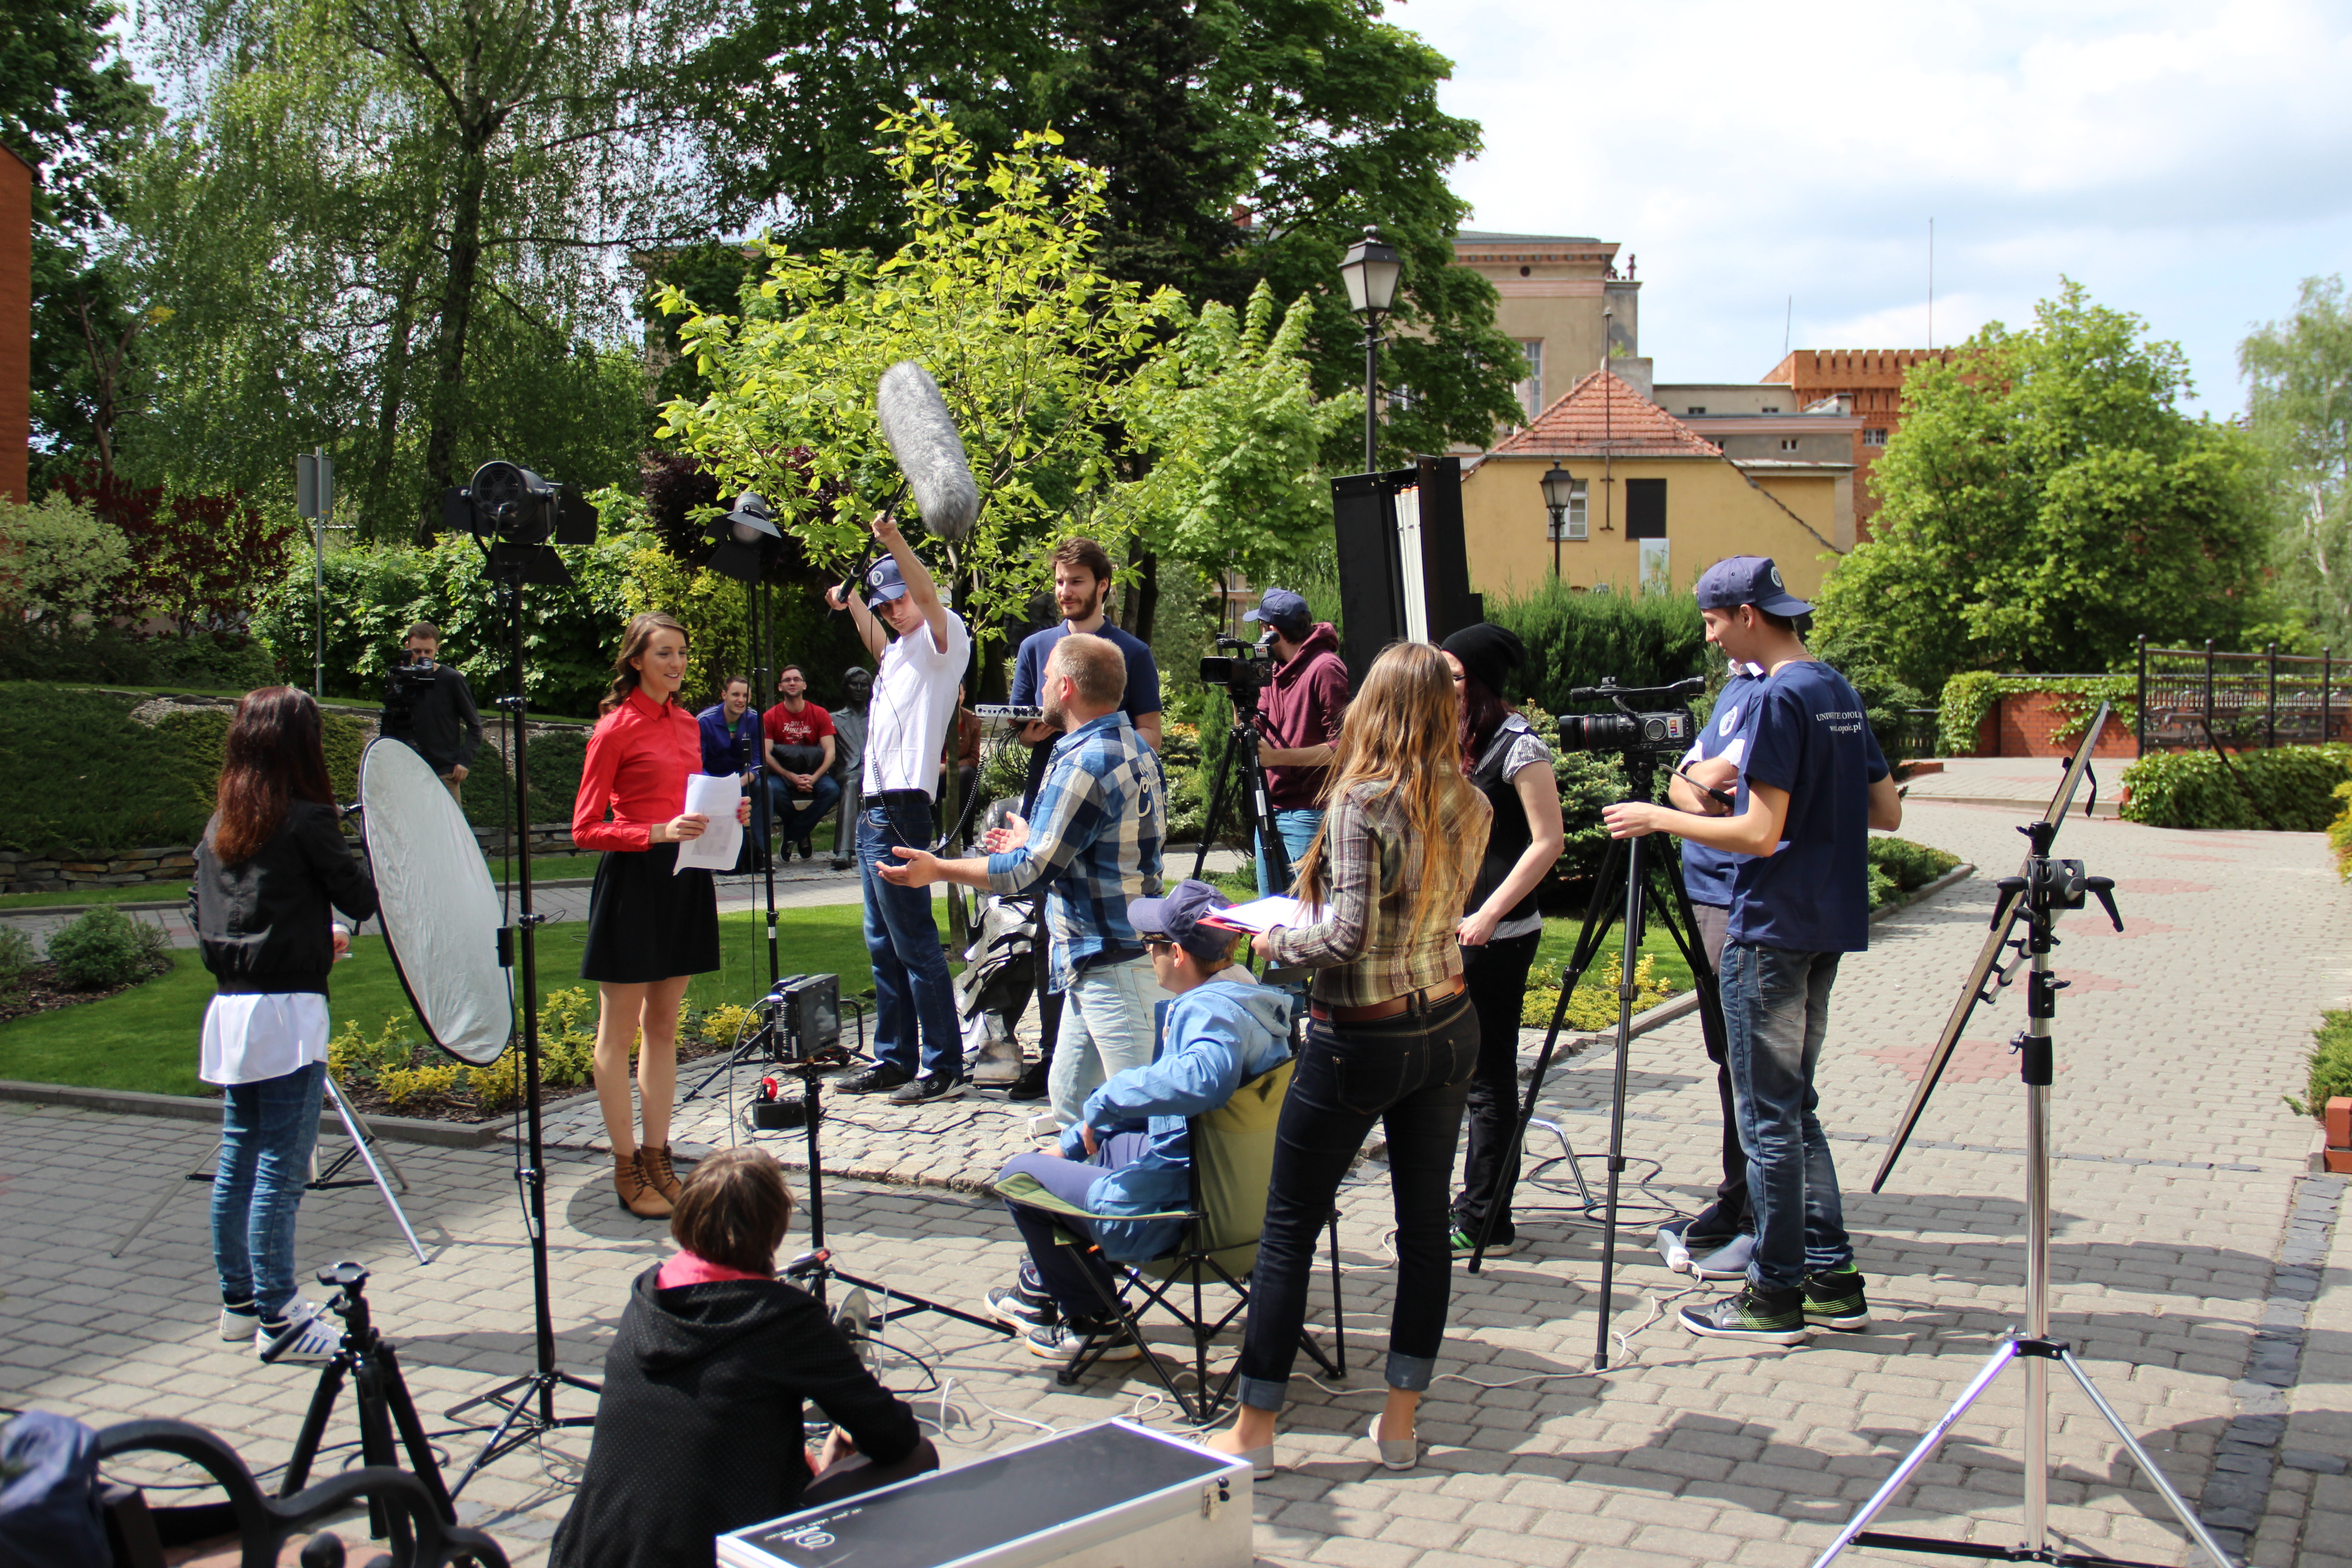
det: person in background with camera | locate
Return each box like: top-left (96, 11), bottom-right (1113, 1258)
top-left (1247, 588), bottom-right (1348, 898)
top-left (549, 1147), bottom-right (936, 1568)
top-left (1005, 537), bottom-right (1165, 1102)
top-left (826, 512), bottom-right (972, 1104)
top-left (1601, 556), bottom-right (1901, 1344)
top-left (1207, 642), bottom-right (1489, 1478)
top-left (827, 666), bottom-right (873, 871)
top-left (195, 686), bottom-right (378, 1362)
top-left (1440, 623), bottom-right (1564, 1260)
top-left (878, 635), bottom-right (1167, 1129)
top-left (763, 664), bottom-right (840, 863)
top-left (698, 673), bottom-right (767, 868)
top-left (575, 612), bottom-right (752, 1220)
top-left (380, 621), bottom-right (483, 806)
top-left (1655, 647), bottom-right (1769, 1279)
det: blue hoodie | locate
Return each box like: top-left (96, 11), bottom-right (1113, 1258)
top-left (1062, 974), bottom-right (1295, 1262)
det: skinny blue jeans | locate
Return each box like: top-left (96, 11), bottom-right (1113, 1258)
top-left (211, 1061), bottom-right (326, 1320)
top-left (1254, 809), bottom-right (1324, 898)
top-left (857, 798), bottom-right (962, 1082)
top-left (1719, 941), bottom-right (1852, 1292)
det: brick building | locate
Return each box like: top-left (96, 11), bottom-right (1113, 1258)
top-left (1759, 349), bottom-right (1954, 539)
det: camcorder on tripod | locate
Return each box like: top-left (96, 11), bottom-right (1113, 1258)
top-left (1190, 636), bottom-right (1294, 891)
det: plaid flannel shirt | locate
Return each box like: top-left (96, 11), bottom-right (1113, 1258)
top-left (1269, 778), bottom-right (1491, 1009)
top-left (985, 711), bottom-right (1165, 994)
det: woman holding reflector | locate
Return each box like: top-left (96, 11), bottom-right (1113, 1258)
top-left (575, 611), bottom-right (749, 1220)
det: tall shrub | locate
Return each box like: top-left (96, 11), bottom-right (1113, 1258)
top-left (1485, 579), bottom-right (1708, 713)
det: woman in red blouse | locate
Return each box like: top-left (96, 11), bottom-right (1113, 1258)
top-left (574, 612), bottom-right (750, 1220)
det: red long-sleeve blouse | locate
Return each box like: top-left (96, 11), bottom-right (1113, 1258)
top-left (572, 688), bottom-right (702, 853)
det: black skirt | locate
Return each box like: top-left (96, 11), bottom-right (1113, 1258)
top-left (579, 841), bottom-right (722, 984)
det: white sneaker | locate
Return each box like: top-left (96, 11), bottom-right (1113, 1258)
top-left (219, 1304), bottom-right (260, 1343)
top-left (1689, 1232), bottom-right (1758, 1282)
top-left (257, 1302), bottom-right (339, 1363)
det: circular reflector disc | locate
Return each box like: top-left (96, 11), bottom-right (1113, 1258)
top-left (358, 738), bottom-right (513, 1066)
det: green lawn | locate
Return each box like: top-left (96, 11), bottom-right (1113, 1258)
top-left (1531, 921), bottom-right (1697, 995)
top-left (0, 885), bottom-right (191, 911)
top-left (0, 902), bottom-right (941, 1098)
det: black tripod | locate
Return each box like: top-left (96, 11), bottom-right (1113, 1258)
top-left (1189, 681), bottom-right (1292, 893)
top-left (1812, 820), bottom-right (2236, 1568)
top-left (443, 554), bottom-right (599, 1495)
top-left (266, 1261), bottom-right (455, 1562)
top-left (1465, 745), bottom-right (1726, 1372)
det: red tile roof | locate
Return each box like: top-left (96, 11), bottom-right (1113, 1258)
top-left (1491, 371), bottom-right (1723, 459)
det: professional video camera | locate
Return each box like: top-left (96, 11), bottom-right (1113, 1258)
top-left (1199, 635), bottom-right (1274, 704)
top-left (382, 652), bottom-right (439, 723)
top-left (1557, 676), bottom-right (1705, 755)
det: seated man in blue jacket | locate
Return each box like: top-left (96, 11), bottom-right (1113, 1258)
top-left (984, 879), bottom-right (1293, 1361)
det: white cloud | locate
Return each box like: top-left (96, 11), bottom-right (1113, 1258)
top-left (1397, 0), bottom-right (2352, 411)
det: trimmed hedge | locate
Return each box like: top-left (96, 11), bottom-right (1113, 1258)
top-left (2287, 1009), bottom-right (2352, 1119)
top-left (2330, 779), bottom-right (2352, 879)
top-left (1485, 579), bottom-right (1707, 715)
top-left (2118, 744), bottom-right (2352, 831)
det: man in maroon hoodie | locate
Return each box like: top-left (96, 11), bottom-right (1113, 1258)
top-left (1245, 588), bottom-right (1350, 897)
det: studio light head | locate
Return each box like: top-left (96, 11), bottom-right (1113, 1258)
top-left (434, 459), bottom-right (599, 584)
top-left (702, 490), bottom-right (788, 584)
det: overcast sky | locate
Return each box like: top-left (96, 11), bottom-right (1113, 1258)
top-left (1399, 0), bottom-right (2352, 416)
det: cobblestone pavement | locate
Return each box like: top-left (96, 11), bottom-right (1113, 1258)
top-left (2, 801), bottom-right (2347, 1567)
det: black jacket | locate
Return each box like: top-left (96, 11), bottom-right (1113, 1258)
top-left (381, 662), bottom-right (483, 774)
top-left (195, 800), bottom-right (378, 997)
top-left (551, 1268), bottom-right (922, 1568)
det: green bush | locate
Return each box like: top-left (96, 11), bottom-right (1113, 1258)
top-left (2287, 1010), bottom-right (2352, 1118)
top-left (45, 906), bottom-right (170, 990)
top-left (1871, 835), bottom-right (1963, 892)
top-left (1936, 672), bottom-right (2138, 758)
top-left (2328, 779), bottom-right (2352, 880)
top-left (0, 686), bottom-right (213, 852)
top-left (0, 622), bottom-right (279, 689)
top-left (1486, 579), bottom-right (1707, 714)
top-left (0, 925), bottom-right (35, 1000)
top-left (2119, 745), bottom-right (2352, 830)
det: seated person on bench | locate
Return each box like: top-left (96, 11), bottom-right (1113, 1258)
top-left (552, 1147), bottom-right (936, 1568)
top-left (984, 880), bottom-right (1293, 1361)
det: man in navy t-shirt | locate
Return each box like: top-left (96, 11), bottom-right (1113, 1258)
top-left (1603, 556), bottom-right (1901, 1345)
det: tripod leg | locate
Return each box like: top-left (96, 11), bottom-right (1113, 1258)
top-left (377, 1341), bottom-right (459, 1521)
top-left (1594, 835), bottom-right (1645, 1372)
top-left (1191, 743), bottom-right (1241, 883)
top-left (1808, 1339), bottom-right (2021, 1568)
top-left (112, 1162), bottom-right (211, 1258)
top-left (354, 1362), bottom-right (412, 1557)
top-left (325, 1075), bottom-right (429, 1266)
top-left (328, 1074), bottom-right (411, 1191)
top-left (2057, 1350), bottom-right (2241, 1568)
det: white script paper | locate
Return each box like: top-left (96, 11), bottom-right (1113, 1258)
top-left (1201, 895), bottom-right (1324, 934)
top-left (672, 773), bottom-right (743, 873)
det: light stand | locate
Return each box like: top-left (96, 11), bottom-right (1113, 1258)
top-left (443, 554), bottom-right (599, 1495)
top-left (1465, 740), bottom-right (1724, 1372)
top-left (1810, 822), bottom-right (2234, 1568)
top-left (1188, 677), bottom-right (1292, 894)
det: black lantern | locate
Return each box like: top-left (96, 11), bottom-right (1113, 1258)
top-left (1338, 228), bottom-right (1403, 473)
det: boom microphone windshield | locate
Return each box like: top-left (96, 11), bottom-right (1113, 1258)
top-left (877, 361), bottom-right (979, 544)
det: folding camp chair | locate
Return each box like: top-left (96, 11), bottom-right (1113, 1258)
top-left (993, 1057), bottom-right (1347, 1423)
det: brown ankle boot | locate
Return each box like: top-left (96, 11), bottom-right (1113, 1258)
top-left (613, 1149), bottom-right (672, 1219)
top-left (642, 1144), bottom-right (685, 1204)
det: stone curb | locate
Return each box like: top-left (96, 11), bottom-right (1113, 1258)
top-left (0, 1078), bottom-right (507, 1148)
top-left (1908, 791), bottom-right (2123, 818)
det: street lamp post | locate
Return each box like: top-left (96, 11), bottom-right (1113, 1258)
top-left (1542, 459), bottom-right (1578, 581)
top-left (1338, 227), bottom-right (1403, 472)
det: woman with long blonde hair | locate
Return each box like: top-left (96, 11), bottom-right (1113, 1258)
top-left (1209, 642), bottom-right (1491, 1476)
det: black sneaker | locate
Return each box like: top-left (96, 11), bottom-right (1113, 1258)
top-left (1448, 1225), bottom-right (1518, 1259)
top-left (1005, 1061), bottom-right (1051, 1102)
top-left (838, 1065), bottom-right (912, 1095)
top-left (984, 1282), bottom-right (1057, 1332)
top-left (1801, 1266), bottom-right (1872, 1332)
top-left (1026, 1315), bottom-right (1142, 1362)
top-left (829, 857), bottom-right (852, 871)
top-left (798, 839), bottom-right (814, 860)
top-left (1679, 1284), bottom-right (1810, 1345)
top-left (888, 1075), bottom-right (967, 1106)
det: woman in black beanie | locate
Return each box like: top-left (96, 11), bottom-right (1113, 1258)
top-left (1439, 623), bottom-right (1564, 1257)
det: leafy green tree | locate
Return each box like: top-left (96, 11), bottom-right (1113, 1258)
top-left (2241, 275), bottom-right (2352, 645)
top-left (658, 110), bottom-right (1179, 651)
top-left (1814, 280), bottom-right (2268, 694)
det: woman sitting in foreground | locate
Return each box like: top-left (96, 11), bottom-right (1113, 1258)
top-left (551, 1147), bottom-right (936, 1568)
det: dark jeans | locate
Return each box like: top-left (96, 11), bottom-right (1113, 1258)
top-left (1688, 902), bottom-right (1750, 1244)
top-left (1236, 992), bottom-right (1476, 1411)
top-left (211, 1061), bottom-right (326, 1320)
top-left (1720, 941), bottom-right (1851, 1291)
top-left (776, 773), bottom-right (843, 847)
top-left (1450, 930), bottom-right (1541, 1243)
top-left (857, 797), bottom-right (961, 1081)
top-left (996, 1132), bottom-right (1152, 1317)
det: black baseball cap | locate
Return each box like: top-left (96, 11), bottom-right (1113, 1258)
top-left (1127, 880), bottom-right (1240, 966)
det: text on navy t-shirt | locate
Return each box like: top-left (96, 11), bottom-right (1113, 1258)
top-left (1727, 660), bottom-right (1888, 955)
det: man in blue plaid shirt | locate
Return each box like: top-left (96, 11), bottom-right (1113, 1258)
top-left (878, 634), bottom-right (1168, 1125)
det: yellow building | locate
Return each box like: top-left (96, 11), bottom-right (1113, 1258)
top-left (1461, 371), bottom-right (1851, 605)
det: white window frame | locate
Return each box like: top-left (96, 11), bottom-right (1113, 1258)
top-left (1516, 339), bottom-right (1544, 421)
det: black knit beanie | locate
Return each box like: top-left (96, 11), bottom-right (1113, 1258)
top-left (1441, 622), bottom-right (1526, 698)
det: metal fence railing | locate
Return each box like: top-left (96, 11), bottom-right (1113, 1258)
top-left (1882, 707), bottom-right (1942, 762)
top-left (2136, 636), bottom-right (2347, 753)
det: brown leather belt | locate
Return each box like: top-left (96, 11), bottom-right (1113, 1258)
top-left (1309, 974), bottom-right (1467, 1025)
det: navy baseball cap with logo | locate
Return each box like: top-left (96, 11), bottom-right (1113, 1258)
top-left (1127, 879), bottom-right (1240, 966)
top-left (864, 555), bottom-right (910, 611)
top-left (1243, 588), bottom-right (1312, 635)
top-left (1694, 556), bottom-right (1811, 617)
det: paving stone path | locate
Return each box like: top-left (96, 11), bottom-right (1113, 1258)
top-left (3, 800), bottom-right (2347, 1567)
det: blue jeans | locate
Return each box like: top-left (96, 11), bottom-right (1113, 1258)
top-left (1719, 941), bottom-right (1851, 1292)
top-left (997, 1132), bottom-right (1152, 1318)
top-left (1047, 955), bottom-right (1169, 1127)
top-left (1254, 809), bottom-right (1324, 898)
top-left (1237, 993), bottom-right (1476, 1412)
top-left (858, 799), bottom-right (961, 1082)
top-left (776, 772), bottom-right (843, 848)
top-left (211, 1061), bottom-right (325, 1319)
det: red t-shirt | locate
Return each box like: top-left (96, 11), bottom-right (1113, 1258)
top-left (572, 688), bottom-right (703, 853)
top-left (762, 700), bottom-right (836, 750)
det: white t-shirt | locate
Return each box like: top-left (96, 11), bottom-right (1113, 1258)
top-left (863, 608), bottom-right (972, 799)
top-left (201, 993), bottom-right (332, 1086)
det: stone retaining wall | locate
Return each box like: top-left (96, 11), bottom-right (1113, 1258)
top-left (0, 823), bottom-right (580, 894)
